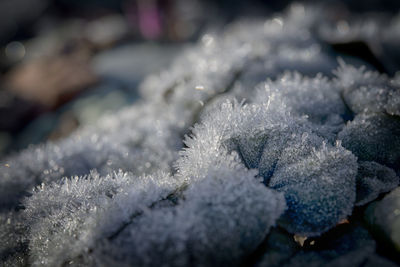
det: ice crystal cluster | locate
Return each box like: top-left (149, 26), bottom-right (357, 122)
top-left (1, 3), bottom-right (400, 267)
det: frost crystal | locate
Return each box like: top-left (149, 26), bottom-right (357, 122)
top-left (252, 72), bottom-right (348, 141)
top-left (355, 161), bottom-right (399, 206)
top-left (99, 159), bottom-right (285, 266)
top-left (1, 3), bottom-right (400, 266)
top-left (270, 142), bottom-right (357, 235)
top-left (0, 103), bottom-right (182, 211)
top-left (0, 211), bottom-right (27, 266)
top-left (338, 113), bottom-right (400, 170)
top-left (334, 60), bottom-right (400, 116)
top-left (179, 100), bottom-right (357, 236)
top-left (24, 171), bottom-right (183, 266)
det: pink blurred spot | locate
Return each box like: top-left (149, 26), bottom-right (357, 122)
top-left (138, 1), bottom-right (162, 39)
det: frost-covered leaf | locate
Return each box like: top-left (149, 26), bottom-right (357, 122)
top-left (0, 103), bottom-right (181, 211)
top-left (338, 113), bottom-right (400, 170)
top-left (253, 72), bottom-right (346, 124)
top-left (97, 156), bottom-right (285, 267)
top-left (0, 212), bottom-right (27, 267)
top-left (365, 187), bottom-right (400, 253)
top-left (23, 171), bottom-right (182, 266)
top-left (355, 161), bottom-right (399, 206)
top-left (334, 60), bottom-right (400, 116)
top-left (269, 142), bottom-right (357, 236)
top-left (179, 99), bottom-right (357, 236)
top-left (2, 4), bottom-right (400, 266)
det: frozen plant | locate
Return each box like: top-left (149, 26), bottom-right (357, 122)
top-left (355, 161), bottom-right (399, 206)
top-left (1, 3), bottom-right (400, 266)
top-left (252, 72), bottom-right (348, 141)
top-left (334, 60), bottom-right (400, 116)
top-left (23, 170), bottom-right (183, 266)
top-left (0, 102), bottom-right (182, 211)
top-left (178, 99), bottom-right (357, 236)
top-left (338, 113), bottom-right (400, 171)
top-left (97, 153), bottom-right (285, 267)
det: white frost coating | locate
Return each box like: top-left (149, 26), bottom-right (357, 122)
top-left (254, 72), bottom-right (345, 122)
top-left (177, 99), bottom-right (307, 182)
top-left (270, 142), bottom-right (357, 236)
top-left (139, 3), bottom-right (335, 126)
top-left (24, 149), bottom-right (285, 266)
top-left (97, 157), bottom-right (285, 267)
top-left (338, 113), bottom-right (400, 170)
top-left (0, 3), bottom-right (337, 212)
top-left (355, 161), bottom-right (399, 206)
top-left (24, 171), bottom-right (183, 266)
top-left (0, 103), bottom-right (182, 210)
top-left (334, 60), bottom-right (400, 116)
top-left (252, 72), bottom-right (347, 141)
top-left (1, 3), bottom-right (400, 266)
top-left (177, 99), bottom-right (357, 236)
top-left (0, 211), bottom-right (27, 266)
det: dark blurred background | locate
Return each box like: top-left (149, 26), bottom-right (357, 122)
top-left (0, 0), bottom-right (399, 157)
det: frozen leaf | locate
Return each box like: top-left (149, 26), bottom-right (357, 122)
top-left (270, 142), bottom-right (357, 236)
top-left (338, 113), bottom-right (400, 170)
top-left (98, 156), bottom-right (285, 266)
top-left (334, 60), bottom-right (400, 116)
top-left (23, 171), bottom-right (182, 266)
top-left (355, 161), bottom-right (399, 206)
